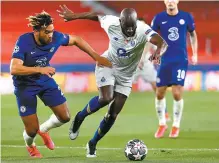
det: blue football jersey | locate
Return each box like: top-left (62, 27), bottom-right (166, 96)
top-left (151, 11), bottom-right (195, 63)
top-left (12, 31), bottom-right (69, 86)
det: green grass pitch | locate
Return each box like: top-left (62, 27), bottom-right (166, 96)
top-left (1, 91), bottom-right (219, 163)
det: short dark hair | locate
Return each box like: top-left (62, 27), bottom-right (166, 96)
top-left (27, 11), bottom-right (53, 31)
top-left (138, 17), bottom-right (145, 22)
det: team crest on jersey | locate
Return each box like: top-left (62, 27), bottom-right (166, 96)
top-left (101, 77), bottom-right (106, 82)
top-left (20, 106), bottom-right (26, 113)
top-left (50, 47), bottom-right (55, 52)
top-left (156, 77), bottom-right (161, 83)
top-left (13, 45), bottom-right (19, 53)
top-left (130, 40), bottom-right (136, 47)
top-left (179, 19), bottom-right (185, 25)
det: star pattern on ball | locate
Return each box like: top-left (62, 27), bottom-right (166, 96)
top-left (125, 146), bottom-right (132, 155)
top-left (134, 142), bottom-right (142, 149)
top-left (133, 152), bottom-right (142, 160)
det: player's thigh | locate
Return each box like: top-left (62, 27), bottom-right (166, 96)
top-left (96, 66), bottom-right (115, 102)
top-left (172, 61), bottom-right (188, 86)
top-left (98, 85), bottom-right (114, 104)
top-left (38, 79), bottom-right (69, 122)
top-left (132, 68), bottom-right (141, 83)
top-left (14, 86), bottom-right (38, 117)
top-left (108, 92), bottom-right (128, 118)
top-left (50, 102), bottom-right (70, 123)
top-left (38, 78), bottom-right (66, 109)
top-left (95, 65), bottom-right (115, 87)
top-left (156, 63), bottom-right (172, 87)
top-left (142, 64), bottom-right (157, 83)
top-left (21, 114), bottom-right (40, 136)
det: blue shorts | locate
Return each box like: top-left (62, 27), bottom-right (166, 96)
top-left (156, 61), bottom-right (188, 87)
top-left (14, 78), bottom-right (66, 116)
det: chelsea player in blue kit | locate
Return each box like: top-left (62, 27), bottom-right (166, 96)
top-left (151, 0), bottom-right (198, 138)
top-left (10, 11), bottom-right (111, 158)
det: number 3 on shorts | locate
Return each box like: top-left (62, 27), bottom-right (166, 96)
top-left (177, 69), bottom-right (185, 79)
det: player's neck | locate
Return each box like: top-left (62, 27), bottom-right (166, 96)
top-left (166, 8), bottom-right (179, 16)
top-left (33, 33), bottom-right (43, 46)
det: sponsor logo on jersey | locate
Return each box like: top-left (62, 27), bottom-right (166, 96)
top-left (113, 37), bottom-right (118, 41)
top-left (36, 57), bottom-right (47, 67)
top-left (145, 29), bottom-right (152, 35)
top-left (162, 21), bottom-right (168, 24)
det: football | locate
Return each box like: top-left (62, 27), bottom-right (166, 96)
top-left (124, 139), bottom-right (148, 161)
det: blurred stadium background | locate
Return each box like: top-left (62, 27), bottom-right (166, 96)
top-left (1, 1), bottom-right (219, 94)
top-left (1, 1), bottom-right (219, 162)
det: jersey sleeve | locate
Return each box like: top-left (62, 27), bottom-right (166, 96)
top-left (187, 13), bottom-right (195, 32)
top-left (98, 15), bottom-right (118, 33)
top-left (12, 36), bottom-right (26, 61)
top-left (151, 15), bottom-right (160, 31)
top-left (60, 33), bottom-right (70, 46)
top-left (141, 22), bottom-right (158, 42)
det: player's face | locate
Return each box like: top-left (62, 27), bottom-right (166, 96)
top-left (120, 19), bottom-right (137, 37)
top-left (39, 24), bottom-right (54, 45)
top-left (164, 0), bottom-right (179, 10)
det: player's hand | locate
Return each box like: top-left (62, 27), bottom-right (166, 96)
top-left (39, 67), bottom-right (56, 78)
top-left (96, 56), bottom-right (112, 68)
top-left (149, 54), bottom-right (161, 65)
top-left (191, 55), bottom-right (198, 65)
top-left (138, 60), bottom-right (144, 70)
top-left (57, 4), bottom-right (75, 22)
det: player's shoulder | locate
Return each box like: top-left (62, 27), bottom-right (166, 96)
top-left (53, 31), bottom-right (63, 37)
top-left (18, 32), bottom-right (33, 42)
top-left (154, 11), bottom-right (167, 19)
top-left (53, 31), bottom-right (68, 40)
top-left (137, 20), bottom-right (151, 30)
top-left (179, 10), bottom-right (192, 16)
top-left (102, 15), bottom-right (120, 25)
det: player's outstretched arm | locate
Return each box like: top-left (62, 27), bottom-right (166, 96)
top-left (149, 34), bottom-right (168, 63)
top-left (57, 4), bottom-right (99, 22)
top-left (10, 58), bottom-right (55, 77)
top-left (189, 30), bottom-right (198, 65)
top-left (68, 35), bottom-right (112, 67)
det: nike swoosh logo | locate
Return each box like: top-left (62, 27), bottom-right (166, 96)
top-left (31, 52), bottom-right (35, 54)
top-left (162, 21), bottom-right (167, 24)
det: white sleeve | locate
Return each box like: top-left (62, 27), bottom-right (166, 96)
top-left (98, 15), bottom-right (119, 33)
top-left (139, 22), bottom-right (157, 42)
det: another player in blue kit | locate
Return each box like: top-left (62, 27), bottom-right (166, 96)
top-left (151, 0), bottom-right (198, 138)
top-left (10, 11), bottom-right (111, 158)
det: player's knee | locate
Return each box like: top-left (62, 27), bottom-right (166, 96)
top-left (25, 128), bottom-right (38, 137)
top-left (59, 115), bottom-right (71, 123)
top-left (156, 92), bottom-right (165, 100)
top-left (172, 90), bottom-right (182, 101)
top-left (173, 92), bottom-right (182, 101)
top-left (56, 110), bottom-right (71, 123)
top-left (99, 96), bottom-right (114, 105)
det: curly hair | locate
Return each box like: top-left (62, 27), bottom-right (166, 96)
top-left (27, 11), bottom-right (53, 31)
